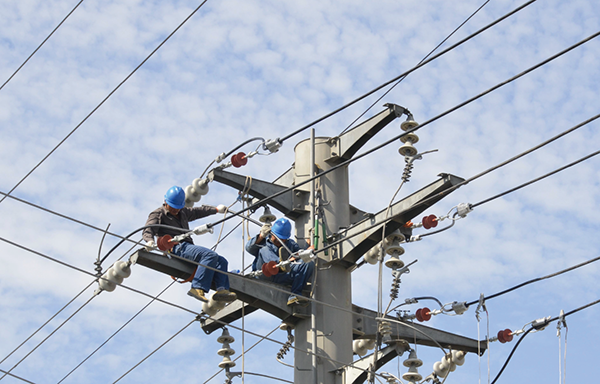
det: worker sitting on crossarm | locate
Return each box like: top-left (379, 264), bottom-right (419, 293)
top-left (245, 217), bottom-right (315, 306)
top-left (142, 185), bottom-right (236, 304)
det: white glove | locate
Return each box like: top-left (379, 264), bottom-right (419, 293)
top-left (216, 204), bottom-right (227, 213)
top-left (260, 223), bottom-right (271, 238)
top-left (145, 240), bottom-right (155, 252)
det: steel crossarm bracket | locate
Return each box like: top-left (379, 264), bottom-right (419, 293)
top-left (342, 341), bottom-right (409, 384)
top-left (332, 173), bottom-right (465, 267)
top-left (131, 250), bottom-right (310, 331)
top-left (326, 103), bottom-right (406, 164)
top-left (351, 304), bottom-right (485, 355)
top-left (208, 168), bottom-right (308, 219)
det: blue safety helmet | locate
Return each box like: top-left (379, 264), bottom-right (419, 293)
top-left (271, 218), bottom-right (292, 240)
top-left (164, 186), bottom-right (185, 209)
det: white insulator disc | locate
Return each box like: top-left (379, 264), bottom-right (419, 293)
top-left (185, 198), bottom-right (195, 208)
top-left (107, 268), bottom-right (124, 285)
top-left (218, 356), bottom-right (236, 369)
top-left (365, 339), bottom-right (376, 350)
top-left (384, 256), bottom-right (405, 270)
top-left (400, 133), bottom-right (420, 144)
top-left (185, 185), bottom-right (201, 203)
top-left (259, 213), bottom-right (276, 223)
top-left (279, 322), bottom-right (294, 331)
top-left (385, 231), bottom-right (405, 244)
top-left (99, 274), bottom-right (116, 292)
top-left (433, 361), bottom-right (449, 377)
top-left (402, 367), bottom-right (422, 382)
top-left (452, 350), bottom-right (466, 366)
top-left (403, 358), bottom-right (423, 368)
top-left (401, 120), bottom-right (419, 131)
top-left (353, 340), bottom-right (368, 356)
top-left (202, 301), bottom-right (218, 316)
top-left (398, 142), bottom-right (418, 157)
top-left (384, 244), bottom-right (405, 256)
top-left (217, 346), bottom-right (235, 356)
top-left (217, 329), bottom-right (235, 344)
top-left (193, 178), bottom-right (209, 196)
top-left (364, 247), bottom-right (380, 265)
top-left (113, 261), bottom-right (131, 279)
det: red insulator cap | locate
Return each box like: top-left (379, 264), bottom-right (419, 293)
top-left (157, 235), bottom-right (176, 251)
top-left (497, 329), bottom-right (513, 343)
top-left (422, 214), bottom-right (438, 229)
top-left (262, 260), bottom-right (279, 277)
top-left (231, 152), bottom-right (248, 168)
top-left (416, 307), bottom-right (431, 322)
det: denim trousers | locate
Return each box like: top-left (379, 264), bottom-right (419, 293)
top-left (173, 242), bottom-right (229, 292)
top-left (268, 261), bottom-right (315, 295)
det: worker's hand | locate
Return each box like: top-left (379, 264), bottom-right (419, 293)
top-left (145, 240), bottom-right (155, 252)
top-left (216, 204), bottom-right (227, 214)
top-left (260, 223), bottom-right (271, 238)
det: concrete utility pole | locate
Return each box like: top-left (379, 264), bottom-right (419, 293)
top-left (133, 104), bottom-right (485, 384)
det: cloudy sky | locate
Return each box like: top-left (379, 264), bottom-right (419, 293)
top-left (1, 0), bottom-right (599, 383)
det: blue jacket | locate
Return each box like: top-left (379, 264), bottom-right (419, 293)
top-left (245, 235), bottom-right (302, 271)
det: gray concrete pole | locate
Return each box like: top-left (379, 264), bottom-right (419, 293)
top-left (293, 137), bottom-right (353, 384)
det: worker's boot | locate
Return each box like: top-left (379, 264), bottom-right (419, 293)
top-left (287, 295), bottom-right (309, 306)
top-left (187, 288), bottom-right (208, 302)
top-left (213, 289), bottom-right (237, 302)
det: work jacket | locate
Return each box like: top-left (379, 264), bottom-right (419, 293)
top-left (142, 204), bottom-right (216, 244)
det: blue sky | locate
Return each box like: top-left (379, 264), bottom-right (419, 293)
top-left (1, 0), bottom-right (599, 383)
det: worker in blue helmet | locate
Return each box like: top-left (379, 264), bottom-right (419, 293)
top-left (142, 186), bottom-right (236, 303)
top-left (245, 217), bottom-right (315, 306)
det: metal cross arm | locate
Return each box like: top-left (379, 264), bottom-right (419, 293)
top-left (331, 173), bottom-right (465, 267)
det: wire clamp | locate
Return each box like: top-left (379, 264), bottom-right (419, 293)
top-left (263, 138), bottom-right (282, 153)
top-left (557, 309), bottom-right (567, 337)
top-left (192, 224), bottom-right (214, 236)
top-left (475, 293), bottom-right (486, 322)
top-left (455, 203), bottom-right (473, 218)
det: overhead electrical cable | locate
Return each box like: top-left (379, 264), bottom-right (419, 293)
top-left (278, 0), bottom-right (538, 144)
top-left (465, 255), bottom-right (600, 307)
top-left (0, 0), bottom-right (86, 92)
top-left (0, 370), bottom-right (34, 384)
top-left (490, 299), bottom-right (600, 384)
top-left (0, 281), bottom-right (95, 366)
top-left (471, 149), bottom-right (600, 209)
top-left (206, 30), bottom-right (600, 235)
top-left (0, 294), bottom-right (97, 382)
top-left (111, 318), bottom-right (197, 383)
top-left (0, 0), bottom-right (211, 207)
top-left (56, 281), bottom-right (177, 383)
top-left (339, 0), bottom-right (492, 135)
top-left (0, 236), bottom-right (441, 382)
top-left (319, 113), bottom-right (600, 256)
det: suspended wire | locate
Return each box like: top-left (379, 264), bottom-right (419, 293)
top-left (490, 299), bottom-right (600, 384)
top-left (318, 111), bottom-right (600, 256)
top-left (339, 0), bottom-right (492, 136)
top-left (0, 235), bottom-right (433, 383)
top-left (0, 0), bottom-right (86, 92)
top-left (466, 255), bottom-right (600, 307)
top-left (0, 0), bottom-right (211, 208)
top-left (471, 148), bottom-right (600, 209)
top-left (278, 0), bottom-right (538, 144)
top-left (111, 318), bottom-right (197, 383)
top-left (0, 370), bottom-right (34, 384)
top-left (207, 30), bottom-right (600, 237)
top-left (0, 294), bottom-right (97, 382)
top-left (56, 280), bottom-right (176, 383)
top-left (0, 281), bottom-right (95, 366)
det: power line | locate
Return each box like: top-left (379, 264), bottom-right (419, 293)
top-left (0, 0), bottom-right (211, 207)
top-left (278, 0), bottom-right (538, 144)
top-left (339, 0), bottom-right (492, 136)
top-left (471, 148), bottom-right (600, 209)
top-left (56, 281), bottom-right (176, 383)
top-left (0, 369), bottom-right (35, 384)
top-left (207, 29), bottom-right (600, 235)
top-left (0, 0), bottom-right (86, 92)
top-left (491, 299), bottom-right (600, 384)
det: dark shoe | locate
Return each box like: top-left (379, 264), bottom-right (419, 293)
top-left (187, 288), bottom-right (208, 302)
top-left (213, 289), bottom-right (237, 302)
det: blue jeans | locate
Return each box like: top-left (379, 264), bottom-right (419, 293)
top-left (267, 261), bottom-right (315, 295)
top-left (173, 242), bottom-right (229, 292)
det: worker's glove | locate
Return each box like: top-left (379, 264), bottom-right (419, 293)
top-left (216, 204), bottom-right (227, 214)
top-left (260, 223), bottom-right (271, 238)
top-left (145, 240), bottom-right (155, 252)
